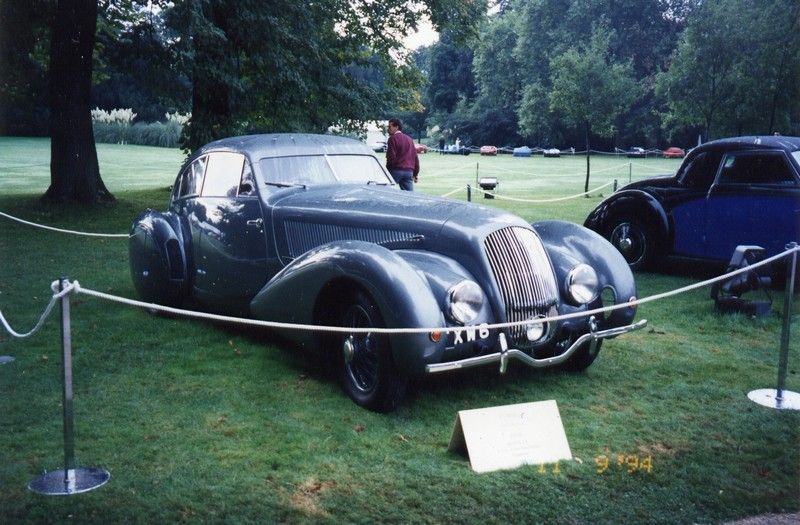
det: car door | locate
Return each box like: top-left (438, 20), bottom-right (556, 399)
top-left (669, 150), bottom-right (722, 258)
top-left (704, 150), bottom-right (800, 261)
top-left (192, 151), bottom-right (270, 310)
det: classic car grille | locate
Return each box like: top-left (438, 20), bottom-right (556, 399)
top-left (484, 227), bottom-right (559, 347)
top-left (284, 220), bottom-right (420, 258)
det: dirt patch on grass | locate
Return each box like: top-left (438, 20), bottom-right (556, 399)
top-left (290, 478), bottom-right (337, 518)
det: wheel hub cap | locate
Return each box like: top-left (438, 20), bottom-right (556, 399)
top-left (618, 237), bottom-right (632, 252)
top-left (343, 335), bottom-right (355, 363)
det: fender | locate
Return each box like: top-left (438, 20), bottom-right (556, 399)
top-left (249, 240), bottom-right (448, 377)
top-left (584, 189), bottom-right (670, 243)
top-left (533, 220), bottom-right (638, 329)
top-left (129, 209), bottom-right (189, 305)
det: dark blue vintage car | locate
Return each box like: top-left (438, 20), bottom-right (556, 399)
top-left (585, 136), bottom-right (800, 271)
top-left (130, 134), bottom-right (645, 411)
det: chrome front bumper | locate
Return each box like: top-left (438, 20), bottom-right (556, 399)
top-left (425, 318), bottom-right (648, 374)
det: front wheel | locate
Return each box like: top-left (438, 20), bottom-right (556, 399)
top-left (336, 291), bottom-right (407, 412)
top-left (608, 219), bottom-right (653, 271)
top-left (561, 339), bottom-right (603, 371)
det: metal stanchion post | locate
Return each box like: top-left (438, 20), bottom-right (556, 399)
top-left (628, 163), bottom-right (632, 184)
top-left (28, 277), bottom-right (111, 495)
top-left (467, 185), bottom-right (472, 202)
top-left (748, 243), bottom-right (800, 410)
top-left (613, 179), bottom-right (618, 192)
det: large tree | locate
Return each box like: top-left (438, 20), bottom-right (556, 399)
top-left (170, 0), bottom-right (487, 152)
top-left (44, 0), bottom-right (113, 204)
top-left (547, 29), bottom-right (639, 192)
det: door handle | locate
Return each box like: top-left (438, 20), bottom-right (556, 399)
top-left (247, 218), bottom-right (263, 228)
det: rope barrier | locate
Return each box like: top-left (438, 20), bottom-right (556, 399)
top-left (472, 180), bottom-right (615, 203)
top-left (6, 244), bottom-right (784, 338)
top-left (0, 211), bottom-right (129, 238)
top-left (0, 280), bottom-right (75, 338)
top-left (440, 187), bottom-right (465, 198)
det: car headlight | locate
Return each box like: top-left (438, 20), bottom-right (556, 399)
top-left (567, 264), bottom-right (599, 304)
top-left (448, 280), bottom-right (484, 324)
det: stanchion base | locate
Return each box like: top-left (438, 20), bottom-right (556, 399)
top-left (0, 356), bottom-right (14, 365)
top-left (28, 467), bottom-right (110, 495)
top-left (748, 389), bottom-right (800, 410)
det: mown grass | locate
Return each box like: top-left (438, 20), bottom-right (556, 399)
top-left (0, 137), bottom-right (798, 524)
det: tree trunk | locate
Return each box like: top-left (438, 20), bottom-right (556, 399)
top-left (183, 2), bottom-right (235, 153)
top-left (43, 0), bottom-right (113, 204)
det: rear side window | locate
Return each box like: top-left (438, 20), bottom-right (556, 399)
top-left (201, 152), bottom-right (247, 197)
top-left (175, 156), bottom-right (207, 199)
top-left (718, 151), bottom-right (797, 185)
top-left (678, 151), bottom-right (721, 189)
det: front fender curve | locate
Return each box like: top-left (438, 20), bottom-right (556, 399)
top-left (585, 190), bottom-right (670, 243)
top-left (249, 240), bottom-right (446, 377)
top-left (533, 220), bottom-right (638, 329)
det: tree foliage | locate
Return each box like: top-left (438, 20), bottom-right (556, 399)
top-left (166, 0), bottom-right (487, 152)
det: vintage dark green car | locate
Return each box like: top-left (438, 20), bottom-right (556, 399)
top-left (130, 134), bottom-right (646, 411)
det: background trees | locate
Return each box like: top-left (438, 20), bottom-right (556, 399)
top-left (1, 0), bottom-right (799, 195)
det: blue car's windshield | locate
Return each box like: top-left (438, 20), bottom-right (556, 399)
top-left (260, 154), bottom-right (392, 187)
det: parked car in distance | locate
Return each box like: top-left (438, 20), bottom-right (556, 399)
top-left (626, 147), bottom-right (646, 158)
top-left (415, 143), bottom-right (428, 154)
top-left (480, 145), bottom-right (498, 156)
top-left (663, 146), bottom-right (686, 158)
top-left (443, 144), bottom-right (471, 155)
top-left (130, 134), bottom-right (646, 412)
top-left (543, 148), bottom-right (561, 158)
top-left (585, 136), bottom-right (800, 271)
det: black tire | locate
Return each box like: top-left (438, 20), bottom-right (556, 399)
top-left (336, 290), bottom-right (407, 412)
top-left (607, 219), bottom-right (654, 271)
top-left (561, 339), bottom-right (603, 371)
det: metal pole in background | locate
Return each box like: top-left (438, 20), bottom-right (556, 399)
top-left (748, 243), bottom-right (800, 410)
top-left (628, 162), bottom-right (632, 184)
top-left (28, 277), bottom-right (111, 495)
top-left (467, 185), bottom-right (472, 202)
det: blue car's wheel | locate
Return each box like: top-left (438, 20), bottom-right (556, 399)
top-left (337, 290), bottom-right (407, 412)
top-left (609, 219), bottom-right (653, 271)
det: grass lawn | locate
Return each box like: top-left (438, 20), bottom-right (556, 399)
top-left (1, 137), bottom-right (798, 524)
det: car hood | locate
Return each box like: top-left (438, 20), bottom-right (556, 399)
top-left (268, 184), bottom-right (528, 264)
top-left (622, 175), bottom-right (677, 191)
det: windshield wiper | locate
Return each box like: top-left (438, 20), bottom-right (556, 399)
top-left (265, 181), bottom-right (307, 189)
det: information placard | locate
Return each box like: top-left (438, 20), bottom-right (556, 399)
top-left (448, 400), bottom-right (572, 473)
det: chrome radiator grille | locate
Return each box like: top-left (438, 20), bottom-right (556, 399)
top-left (484, 227), bottom-right (559, 346)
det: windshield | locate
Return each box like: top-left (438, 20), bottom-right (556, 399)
top-left (259, 154), bottom-right (392, 187)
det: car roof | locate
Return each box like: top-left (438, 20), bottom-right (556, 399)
top-left (698, 135), bottom-right (800, 153)
top-left (194, 133), bottom-right (375, 160)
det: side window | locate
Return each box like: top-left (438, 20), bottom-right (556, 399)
top-left (201, 152), bottom-right (246, 197)
top-left (176, 156), bottom-right (207, 199)
top-left (678, 151), bottom-right (721, 189)
top-left (238, 161), bottom-right (256, 196)
top-left (718, 152), bottom-right (797, 186)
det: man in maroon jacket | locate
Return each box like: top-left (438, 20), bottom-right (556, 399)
top-left (385, 118), bottom-right (420, 191)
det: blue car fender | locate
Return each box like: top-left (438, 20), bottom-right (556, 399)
top-left (533, 220), bottom-right (638, 329)
top-left (249, 240), bottom-right (448, 377)
top-left (584, 189), bottom-right (670, 243)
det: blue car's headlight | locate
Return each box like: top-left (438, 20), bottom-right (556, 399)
top-left (567, 264), bottom-right (599, 304)
top-left (447, 280), bottom-right (484, 325)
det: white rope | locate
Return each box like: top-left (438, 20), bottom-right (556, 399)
top-left (62, 245), bottom-right (797, 335)
top-left (0, 281), bottom-right (75, 338)
top-left (473, 180), bottom-right (615, 203)
top-left (0, 211), bottom-right (129, 238)
top-left (440, 186), bottom-right (465, 198)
